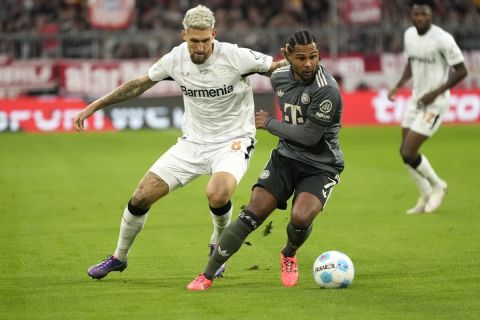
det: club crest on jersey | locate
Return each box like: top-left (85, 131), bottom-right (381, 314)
top-left (259, 170), bottom-right (270, 179)
top-left (301, 92), bottom-right (310, 104)
top-left (217, 66), bottom-right (229, 77)
top-left (276, 89), bottom-right (284, 97)
top-left (319, 100), bottom-right (333, 113)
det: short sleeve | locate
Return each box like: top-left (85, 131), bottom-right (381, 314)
top-left (230, 47), bottom-right (273, 75)
top-left (148, 53), bottom-right (172, 82)
top-left (306, 86), bottom-right (341, 125)
top-left (440, 33), bottom-right (464, 66)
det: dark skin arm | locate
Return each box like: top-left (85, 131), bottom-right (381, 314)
top-left (417, 62), bottom-right (468, 108)
top-left (388, 61), bottom-right (468, 109)
top-left (388, 60), bottom-right (412, 101)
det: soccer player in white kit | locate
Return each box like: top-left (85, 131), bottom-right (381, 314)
top-left (388, 0), bottom-right (468, 214)
top-left (73, 5), bottom-right (287, 280)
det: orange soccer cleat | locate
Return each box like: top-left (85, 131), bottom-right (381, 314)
top-left (280, 253), bottom-right (298, 287)
top-left (187, 274), bottom-right (213, 291)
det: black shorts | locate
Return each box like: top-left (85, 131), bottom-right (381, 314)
top-left (253, 149), bottom-right (340, 210)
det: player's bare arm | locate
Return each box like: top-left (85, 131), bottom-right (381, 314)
top-left (388, 60), bottom-right (412, 101)
top-left (264, 49), bottom-right (289, 77)
top-left (262, 60), bottom-right (288, 77)
top-left (74, 75), bottom-right (157, 131)
top-left (418, 62), bottom-right (468, 107)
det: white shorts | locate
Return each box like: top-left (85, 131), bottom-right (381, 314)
top-left (149, 137), bottom-right (256, 192)
top-left (401, 98), bottom-right (449, 137)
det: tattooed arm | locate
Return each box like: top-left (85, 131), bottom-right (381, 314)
top-left (73, 74), bottom-right (157, 131)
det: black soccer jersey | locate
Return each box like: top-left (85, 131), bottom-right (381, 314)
top-left (269, 65), bottom-right (344, 175)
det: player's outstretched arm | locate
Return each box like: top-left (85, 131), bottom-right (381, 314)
top-left (73, 75), bottom-right (157, 131)
top-left (264, 47), bottom-right (289, 77)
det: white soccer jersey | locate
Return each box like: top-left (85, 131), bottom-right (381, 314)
top-left (404, 24), bottom-right (464, 103)
top-left (148, 40), bottom-right (273, 143)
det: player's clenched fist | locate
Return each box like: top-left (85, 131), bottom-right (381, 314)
top-left (255, 109), bottom-right (272, 129)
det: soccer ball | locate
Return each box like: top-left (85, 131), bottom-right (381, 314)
top-left (312, 250), bottom-right (354, 288)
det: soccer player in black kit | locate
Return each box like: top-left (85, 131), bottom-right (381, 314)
top-left (187, 30), bottom-right (344, 290)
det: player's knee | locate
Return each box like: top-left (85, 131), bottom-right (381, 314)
top-left (400, 147), bottom-right (415, 164)
top-left (131, 189), bottom-right (154, 210)
top-left (400, 148), bottom-right (422, 167)
top-left (291, 210), bottom-right (318, 228)
top-left (206, 189), bottom-right (230, 208)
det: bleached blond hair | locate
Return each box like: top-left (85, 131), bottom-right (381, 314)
top-left (182, 5), bottom-right (215, 30)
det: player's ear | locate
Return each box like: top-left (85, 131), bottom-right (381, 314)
top-left (181, 30), bottom-right (187, 41)
top-left (284, 45), bottom-right (293, 63)
top-left (211, 28), bottom-right (217, 39)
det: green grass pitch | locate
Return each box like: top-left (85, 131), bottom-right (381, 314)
top-left (1, 126), bottom-right (479, 319)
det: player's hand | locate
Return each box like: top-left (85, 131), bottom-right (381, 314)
top-left (255, 109), bottom-right (272, 129)
top-left (280, 46), bottom-right (288, 59)
top-left (73, 105), bottom-right (95, 132)
top-left (387, 87), bottom-right (398, 101)
top-left (417, 91), bottom-right (438, 110)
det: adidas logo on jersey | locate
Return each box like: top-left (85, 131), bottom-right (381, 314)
top-left (181, 85), bottom-right (234, 98)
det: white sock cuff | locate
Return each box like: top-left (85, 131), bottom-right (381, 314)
top-left (123, 207), bottom-right (148, 227)
top-left (211, 207), bottom-right (232, 225)
top-left (415, 154), bottom-right (442, 186)
top-left (405, 164), bottom-right (432, 197)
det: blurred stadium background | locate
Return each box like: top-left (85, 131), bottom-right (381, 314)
top-left (1, 0), bottom-right (479, 132)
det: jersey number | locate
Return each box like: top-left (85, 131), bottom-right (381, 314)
top-left (284, 103), bottom-right (304, 125)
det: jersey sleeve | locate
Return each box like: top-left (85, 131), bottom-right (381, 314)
top-left (306, 86), bottom-right (342, 125)
top-left (439, 32), bottom-right (464, 66)
top-left (148, 51), bottom-right (174, 82)
top-left (229, 46), bottom-right (273, 75)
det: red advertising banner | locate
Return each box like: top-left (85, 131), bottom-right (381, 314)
top-left (1, 89), bottom-right (479, 133)
top-left (0, 97), bottom-right (114, 132)
top-left (273, 89), bottom-right (480, 126)
top-left (342, 89), bottom-right (480, 125)
top-left (0, 97), bottom-right (185, 133)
